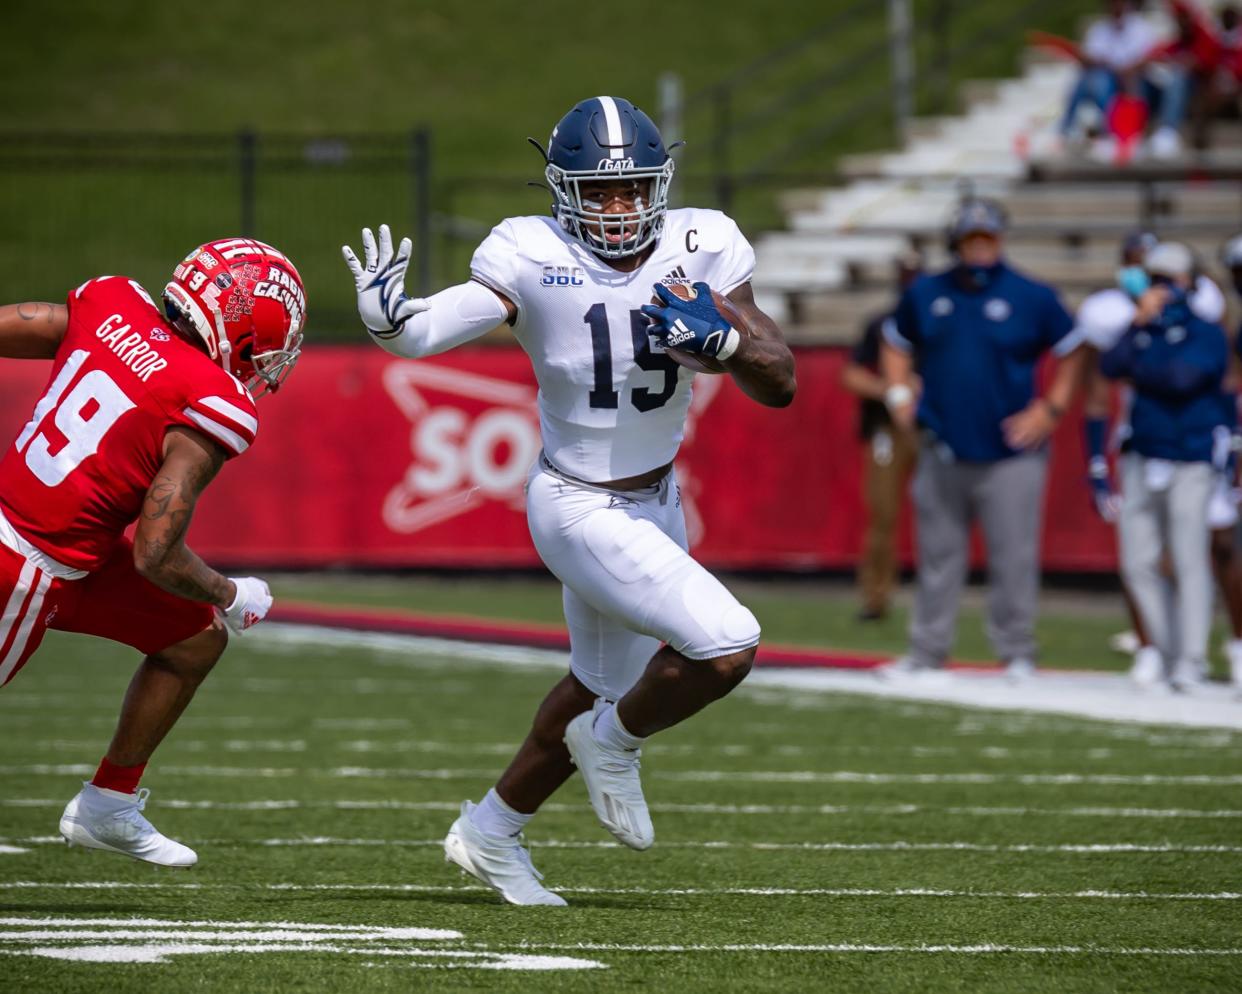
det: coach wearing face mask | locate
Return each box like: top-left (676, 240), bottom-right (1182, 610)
top-left (1100, 242), bottom-right (1229, 692)
top-left (880, 199), bottom-right (1087, 681)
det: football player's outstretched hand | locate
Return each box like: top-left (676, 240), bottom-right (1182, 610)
top-left (222, 576), bottom-right (273, 635)
top-left (641, 282), bottom-right (740, 360)
top-left (341, 224), bottom-right (429, 338)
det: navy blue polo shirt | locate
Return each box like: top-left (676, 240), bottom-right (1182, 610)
top-left (885, 263), bottom-right (1076, 462)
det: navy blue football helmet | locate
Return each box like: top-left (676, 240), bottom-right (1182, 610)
top-left (535, 96), bottom-right (675, 259)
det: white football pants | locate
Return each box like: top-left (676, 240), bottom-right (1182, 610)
top-left (526, 459), bottom-right (761, 702)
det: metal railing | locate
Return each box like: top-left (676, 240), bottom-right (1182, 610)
top-left (0, 1), bottom-right (1097, 337)
top-left (674, 0), bottom-right (1093, 211)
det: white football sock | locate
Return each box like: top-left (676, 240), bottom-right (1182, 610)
top-left (469, 788), bottom-right (533, 838)
top-left (592, 702), bottom-right (645, 752)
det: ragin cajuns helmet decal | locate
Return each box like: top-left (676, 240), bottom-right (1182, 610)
top-left (164, 238), bottom-right (306, 396)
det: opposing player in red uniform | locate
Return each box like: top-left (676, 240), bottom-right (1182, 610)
top-left (0, 238), bottom-right (305, 867)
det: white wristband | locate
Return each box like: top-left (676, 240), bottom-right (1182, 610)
top-left (715, 327), bottom-right (741, 362)
top-left (884, 383), bottom-right (914, 411)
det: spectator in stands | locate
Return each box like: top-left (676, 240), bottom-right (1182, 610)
top-left (879, 200), bottom-right (1086, 681)
top-left (1143, 0), bottom-right (1223, 155)
top-left (839, 251), bottom-right (923, 622)
top-left (1058, 1), bottom-right (1157, 147)
top-left (1099, 242), bottom-right (1229, 691)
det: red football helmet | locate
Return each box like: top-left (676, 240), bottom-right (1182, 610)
top-left (163, 237), bottom-right (306, 396)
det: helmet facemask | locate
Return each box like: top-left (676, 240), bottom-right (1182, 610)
top-left (246, 323), bottom-right (303, 396)
top-left (546, 159), bottom-right (674, 259)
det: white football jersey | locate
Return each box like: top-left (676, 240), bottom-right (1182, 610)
top-left (470, 208), bottom-right (755, 482)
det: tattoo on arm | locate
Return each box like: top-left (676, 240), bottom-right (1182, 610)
top-left (16, 302), bottom-right (56, 322)
top-left (136, 439), bottom-right (233, 606)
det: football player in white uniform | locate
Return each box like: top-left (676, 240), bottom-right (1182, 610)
top-left (343, 95), bottom-right (795, 905)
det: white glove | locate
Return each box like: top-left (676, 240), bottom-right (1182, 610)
top-left (341, 224), bottom-right (430, 338)
top-left (222, 576), bottom-right (272, 635)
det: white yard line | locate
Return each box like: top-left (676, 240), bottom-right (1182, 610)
top-left (497, 940), bottom-right (1242, 956)
top-left (2, 764), bottom-right (1236, 786)
top-left (1, 881), bottom-right (1237, 900)
top-left (6, 798), bottom-right (1239, 818)
top-left (10, 836), bottom-right (1236, 854)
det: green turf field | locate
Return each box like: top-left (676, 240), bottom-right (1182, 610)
top-left (1, 626), bottom-right (1238, 992)
top-left (266, 570), bottom-right (1242, 678)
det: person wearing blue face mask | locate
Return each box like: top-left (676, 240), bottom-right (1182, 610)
top-left (1100, 242), bottom-right (1229, 692)
top-left (1076, 235), bottom-right (1237, 687)
top-left (878, 198), bottom-right (1088, 682)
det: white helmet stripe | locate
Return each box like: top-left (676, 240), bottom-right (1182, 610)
top-left (596, 95), bottom-right (625, 159)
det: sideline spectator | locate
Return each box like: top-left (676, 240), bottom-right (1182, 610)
top-left (1058, 1), bottom-right (1158, 145)
top-left (1100, 242), bottom-right (1229, 692)
top-left (1075, 233), bottom-right (1240, 686)
top-left (839, 252), bottom-right (923, 622)
top-left (879, 200), bottom-right (1087, 681)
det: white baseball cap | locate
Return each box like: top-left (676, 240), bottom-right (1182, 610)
top-left (1144, 241), bottom-right (1193, 279)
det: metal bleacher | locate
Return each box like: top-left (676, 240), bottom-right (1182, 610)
top-left (756, 52), bottom-right (1242, 345)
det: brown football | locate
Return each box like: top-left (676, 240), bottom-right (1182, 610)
top-left (651, 283), bottom-right (749, 375)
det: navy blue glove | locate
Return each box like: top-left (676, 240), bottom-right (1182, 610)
top-left (641, 282), bottom-right (741, 361)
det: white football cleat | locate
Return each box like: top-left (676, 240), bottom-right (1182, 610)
top-left (563, 705), bottom-right (654, 851)
top-left (59, 783), bottom-right (197, 868)
top-left (443, 801), bottom-right (567, 907)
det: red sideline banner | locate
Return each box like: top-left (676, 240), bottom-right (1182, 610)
top-left (0, 345), bottom-right (1117, 572)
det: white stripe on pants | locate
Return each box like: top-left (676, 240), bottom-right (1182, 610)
top-left (1118, 454), bottom-right (1214, 668)
top-left (0, 561), bottom-right (50, 686)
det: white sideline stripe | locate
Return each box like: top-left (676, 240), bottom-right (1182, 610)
top-left (197, 395), bottom-right (258, 434)
top-left (658, 771), bottom-right (1242, 786)
top-left (8, 797), bottom-right (1239, 819)
top-left (4, 882), bottom-right (1238, 901)
top-left (3, 763), bottom-right (1238, 786)
top-left (501, 941), bottom-right (1242, 956)
top-left (13, 836), bottom-right (1233, 854)
top-left (0, 846), bottom-right (29, 855)
top-left (247, 623), bottom-right (1242, 730)
top-left (181, 408), bottom-right (248, 455)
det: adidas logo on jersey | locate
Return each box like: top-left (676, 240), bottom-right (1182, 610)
top-left (660, 266), bottom-right (692, 286)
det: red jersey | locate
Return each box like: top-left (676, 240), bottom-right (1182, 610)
top-left (0, 276), bottom-right (259, 572)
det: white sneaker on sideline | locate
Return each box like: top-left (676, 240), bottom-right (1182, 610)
top-left (1149, 127), bottom-right (1183, 159)
top-left (1004, 658), bottom-right (1036, 683)
top-left (875, 656), bottom-right (920, 680)
top-left (59, 783), bottom-right (196, 868)
top-left (1225, 640), bottom-right (1242, 690)
top-left (1129, 646), bottom-right (1164, 689)
top-left (443, 801), bottom-right (566, 907)
top-left (1169, 656), bottom-right (1207, 693)
top-left (1108, 630), bottom-right (1141, 656)
top-left (564, 703), bottom-right (653, 851)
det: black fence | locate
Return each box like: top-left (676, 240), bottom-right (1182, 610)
top-left (0, 0), bottom-right (1095, 338)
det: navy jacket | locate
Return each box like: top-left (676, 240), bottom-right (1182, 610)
top-left (1099, 296), bottom-right (1228, 463)
top-left (887, 262), bottom-right (1075, 462)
